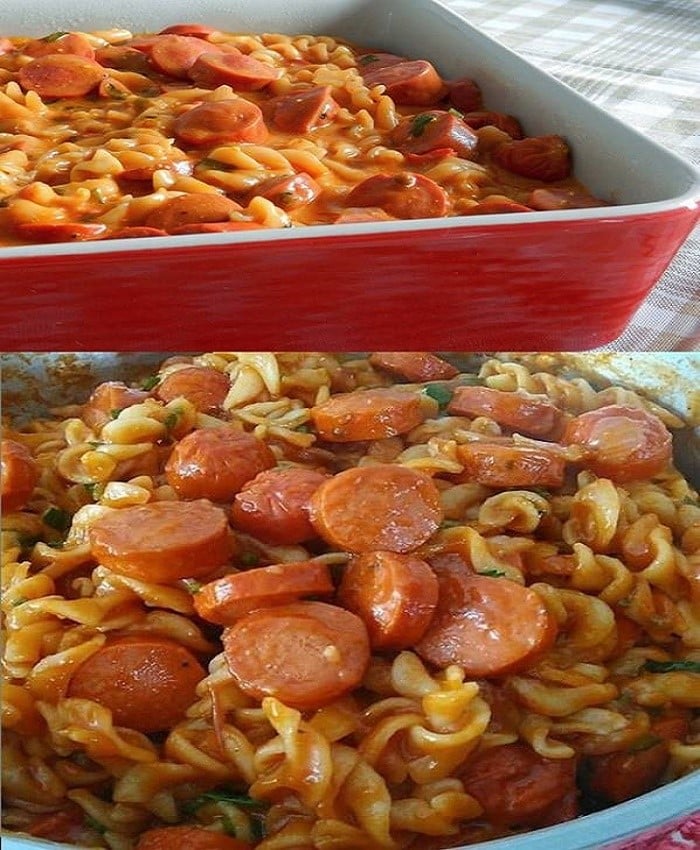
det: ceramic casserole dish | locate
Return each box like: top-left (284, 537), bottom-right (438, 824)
top-left (1, 0), bottom-right (699, 351)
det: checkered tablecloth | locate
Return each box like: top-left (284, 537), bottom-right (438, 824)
top-left (445, 0), bottom-right (700, 351)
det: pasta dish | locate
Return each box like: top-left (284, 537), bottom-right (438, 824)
top-left (2, 352), bottom-right (698, 849)
top-left (0, 25), bottom-right (604, 246)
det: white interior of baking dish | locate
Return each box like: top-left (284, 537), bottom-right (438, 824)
top-left (1, 0), bottom-right (699, 258)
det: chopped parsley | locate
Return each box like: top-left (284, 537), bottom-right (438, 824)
top-left (198, 157), bottom-right (235, 172)
top-left (181, 578), bottom-right (202, 594)
top-left (358, 54), bottom-right (379, 65)
top-left (410, 113), bottom-right (437, 137)
top-left (164, 411), bottom-right (180, 431)
top-left (628, 733), bottom-right (662, 753)
top-left (11, 596), bottom-right (28, 607)
top-left (42, 506), bottom-right (71, 533)
top-left (43, 31), bottom-right (69, 42)
top-left (83, 482), bottom-right (105, 500)
top-left (182, 788), bottom-right (267, 815)
top-left (424, 383), bottom-right (453, 408)
top-left (140, 374), bottom-right (161, 391)
top-left (109, 408), bottom-right (122, 420)
top-left (479, 568), bottom-right (506, 578)
top-left (642, 659), bottom-right (700, 674)
top-left (240, 551), bottom-right (260, 567)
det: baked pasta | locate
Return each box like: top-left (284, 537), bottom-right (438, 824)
top-left (0, 26), bottom-right (605, 246)
top-left (2, 352), bottom-right (699, 849)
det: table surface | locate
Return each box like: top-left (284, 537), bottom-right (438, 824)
top-left (446, 0), bottom-right (699, 351)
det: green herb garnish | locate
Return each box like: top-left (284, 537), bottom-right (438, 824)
top-left (628, 733), bottom-right (662, 753)
top-left (181, 578), bottom-right (202, 594)
top-left (83, 482), bottom-right (105, 500)
top-left (109, 408), bottom-right (122, 420)
top-left (43, 31), bottom-right (69, 42)
top-left (358, 54), bottom-right (379, 65)
top-left (424, 383), bottom-right (453, 408)
top-left (182, 788), bottom-right (267, 815)
top-left (164, 409), bottom-right (182, 431)
top-left (480, 568), bottom-right (506, 578)
top-left (642, 659), bottom-right (700, 674)
top-left (410, 113), bottom-right (437, 137)
top-left (42, 506), bottom-right (71, 533)
top-left (11, 596), bottom-right (28, 607)
top-left (240, 551), bottom-right (260, 567)
top-left (140, 375), bottom-right (161, 391)
top-left (198, 157), bottom-right (235, 172)
top-left (84, 815), bottom-right (107, 834)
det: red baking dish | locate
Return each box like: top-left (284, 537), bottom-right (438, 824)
top-left (1, 0), bottom-right (698, 351)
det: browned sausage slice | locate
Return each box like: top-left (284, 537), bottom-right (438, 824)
top-left (309, 464), bottom-right (443, 553)
top-left (271, 86), bottom-right (339, 133)
top-left (448, 386), bottom-right (565, 438)
top-left (165, 428), bottom-right (276, 501)
top-left (369, 351), bottom-right (458, 382)
top-left (391, 111), bottom-right (478, 159)
top-left (231, 466), bottom-right (330, 544)
top-left (89, 499), bottom-right (233, 583)
top-left (14, 222), bottom-right (108, 242)
top-left (363, 59), bottom-right (447, 105)
top-left (155, 365), bottom-right (230, 412)
top-left (173, 100), bottom-right (268, 147)
top-left (19, 54), bottom-right (106, 97)
top-left (144, 194), bottom-right (241, 233)
top-left (23, 33), bottom-right (95, 60)
top-left (462, 111), bottom-right (524, 139)
top-left (159, 23), bottom-right (220, 39)
top-left (338, 551), bottom-right (438, 649)
top-left (1, 439), bottom-right (39, 513)
top-left (416, 573), bottom-right (557, 676)
top-left (345, 172), bottom-right (449, 219)
top-left (82, 381), bottom-right (152, 431)
top-left (194, 560), bottom-right (334, 624)
top-left (460, 743), bottom-right (577, 827)
top-left (447, 77), bottom-right (483, 113)
top-left (222, 600), bottom-right (370, 709)
top-left (249, 173), bottom-right (321, 210)
top-left (189, 50), bottom-right (281, 90)
top-left (310, 386), bottom-right (429, 441)
top-left (457, 442), bottom-right (566, 488)
top-left (149, 34), bottom-right (215, 78)
top-left (67, 636), bottom-right (205, 733)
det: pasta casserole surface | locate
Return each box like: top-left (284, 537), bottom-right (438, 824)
top-left (2, 352), bottom-right (699, 849)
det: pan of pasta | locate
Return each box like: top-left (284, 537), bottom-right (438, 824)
top-left (1, 0), bottom-right (699, 351)
top-left (2, 351), bottom-right (699, 850)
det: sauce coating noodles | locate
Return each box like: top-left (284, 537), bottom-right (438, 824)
top-left (0, 26), bottom-right (604, 246)
top-left (2, 352), bottom-right (699, 849)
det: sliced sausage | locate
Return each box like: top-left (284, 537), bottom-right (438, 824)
top-left (155, 365), bottom-right (230, 412)
top-left (137, 828), bottom-right (251, 850)
top-left (67, 635), bottom-right (205, 733)
top-left (249, 172), bottom-right (321, 211)
top-left (189, 50), bottom-right (281, 90)
top-left (338, 551), bottom-right (438, 649)
top-left (460, 743), bottom-right (577, 827)
top-left (169, 221), bottom-right (265, 234)
top-left (310, 386), bottom-right (429, 442)
top-left (13, 222), bottom-right (108, 242)
top-left (363, 59), bottom-right (446, 106)
top-left (447, 77), bottom-right (483, 113)
top-left (23, 33), bottom-right (95, 60)
top-left (492, 134), bottom-right (571, 182)
top-left (356, 52), bottom-right (406, 72)
top-left (88, 499), bottom-right (232, 582)
top-left (345, 172), bottom-right (449, 219)
top-left (463, 111), bottom-right (523, 139)
top-left (231, 466), bottom-right (330, 544)
top-left (562, 405), bottom-right (672, 483)
top-left (369, 351), bottom-right (458, 382)
top-left (95, 45), bottom-right (151, 73)
top-left (309, 464), bottom-right (443, 553)
top-left (144, 193), bottom-right (241, 233)
top-left (18, 54), bottom-right (106, 98)
top-left (173, 99), bottom-right (268, 147)
top-left (109, 226), bottom-right (169, 239)
top-left (271, 86), bottom-right (339, 133)
top-left (166, 427), bottom-right (276, 502)
top-left (1, 439), bottom-right (39, 513)
top-left (82, 381), bottom-right (151, 431)
top-left (448, 386), bottom-right (565, 439)
top-left (149, 34), bottom-right (215, 78)
top-left (391, 111), bottom-right (478, 159)
top-left (457, 442), bottom-right (566, 489)
top-left (159, 23), bottom-right (221, 39)
top-left (222, 600), bottom-right (370, 709)
top-left (464, 196), bottom-right (533, 215)
top-left (416, 573), bottom-right (557, 676)
top-left (194, 560), bottom-right (334, 625)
